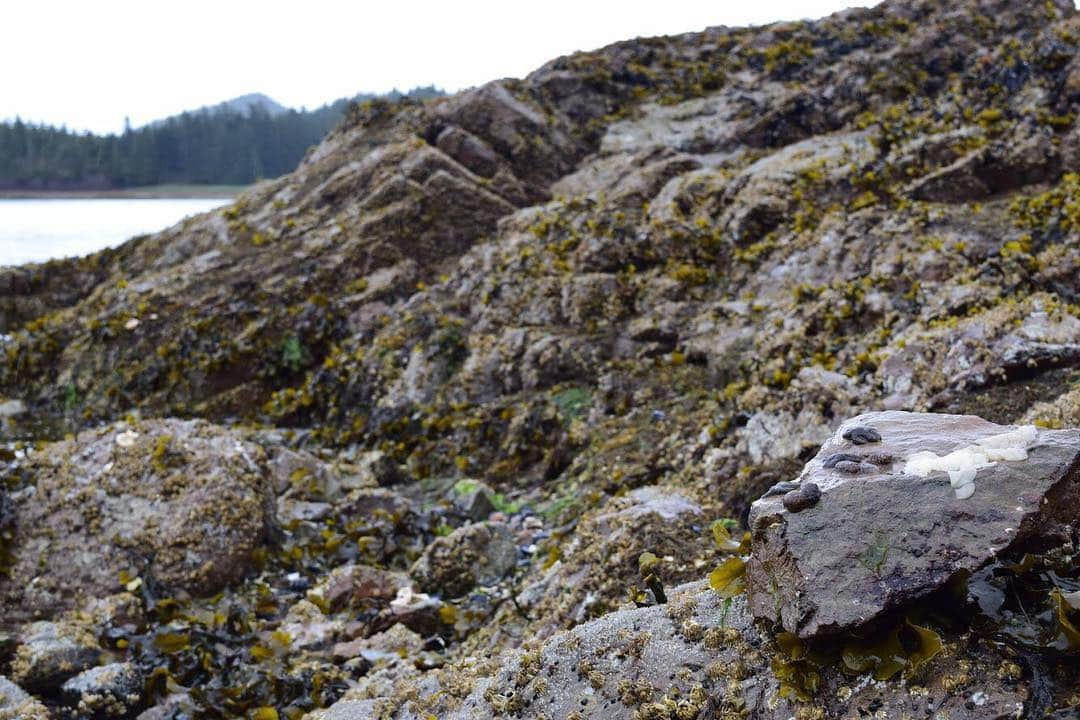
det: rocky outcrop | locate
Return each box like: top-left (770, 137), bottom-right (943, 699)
top-left (0, 418), bottom-right (275, 618)
top-left (509, 486), bottom-right (717, 641)
top-left (0, 0), bottom-right (1079, 717)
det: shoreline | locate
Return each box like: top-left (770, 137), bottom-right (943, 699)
top-left (0, 184), bottom-right (247, 200)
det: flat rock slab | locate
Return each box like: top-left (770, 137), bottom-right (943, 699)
top-left (746, 410), bottom-right (1080, 638)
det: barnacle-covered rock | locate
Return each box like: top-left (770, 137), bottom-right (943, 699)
top-left (1021, 386), bottom-right (1080, 429)
top-left (0, 418), bottom-right (275, 618)
top-left (0, 676), bottom-right (50, 720)
top-left (747, 411), bottom-right (1080, 638)
top-left (514, 486), bottom-right (717, 641)
top-left (10, 620), bottom-right (101, 693)
top-left (410, 521), bottom-right (518, 598)
top-left (60, 662), bottom-right (144, 719)
top-left (1, 0), bottom-right (1080, 716)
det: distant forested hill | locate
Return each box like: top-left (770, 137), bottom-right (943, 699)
top-left (0, 86), bottom-right (443, 190)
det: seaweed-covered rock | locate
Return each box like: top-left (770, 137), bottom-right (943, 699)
top-left (61, 662), bottom-right (144, 719)
top-left (0, 676), bottom-right (50, 720)
top-left (410, 521), bottom-right (517, 598)
top-left (746, 411), bottom-right (1080, 638)
top-left (0, 418), bottom-right (275, 618)
top-left (10, 620), bottom-right (101, 693)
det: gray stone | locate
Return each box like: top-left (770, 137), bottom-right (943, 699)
top-left (314, 699), bottom-right (388, 720)
top-left (449, 479), bottom-right (497, 521)
top-left (747, 411), bottom-right (1080, 638)
top-left (0, 399), bottom-right (25, 418)
top-left (0, 486), bottom-right (12, 532)
top-left (410, 521), bottom-right (517, 598)
top-left (133, 693), bottom-right (195, 720)
top-left (11, 620), bottom-right (101, 693)
top-left (61, 662), bottom-right (143, 718)
top-left (0, 675), bottom-right (50, 720)
top-left (312, 581), bottom-right (1033, 720)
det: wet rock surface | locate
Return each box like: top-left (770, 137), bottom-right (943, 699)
top-left (11, 620), bottom-right (102, 693)
top-left (311, 581), bottom-right (1040, 720)
top-left (747, 411), bottom-right (1080, 638)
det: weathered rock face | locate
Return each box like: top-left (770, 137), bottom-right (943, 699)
top-left (0, 418), bottom-right (275, 618)
top-left (746, 411), bottom-right (1080, 638)
top-left (509, 485), bottom-right (718, 642)
top-left (61, 662), bottom-right (145, 719)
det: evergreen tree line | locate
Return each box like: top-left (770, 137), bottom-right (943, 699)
top-left (0, 87), bottom-right (443, 190)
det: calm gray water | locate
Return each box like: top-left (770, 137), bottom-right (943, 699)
top-left (0, 198), bottom-right (229, 266)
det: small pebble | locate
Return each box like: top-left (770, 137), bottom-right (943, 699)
top-left (782, 482), bottom-right (821, 513)
top-left (115, 430), bottom-right (140, 448)
top-left (864, 452), bottom-right (894, 466)
top-left (842, 426), bottom-right (881, 444)
top-left (763, 480), bottom-right (801, 498)
top-left (823, 452), bottom-right (862, 468)
top-left (834, 460), bottom-right (862, 475)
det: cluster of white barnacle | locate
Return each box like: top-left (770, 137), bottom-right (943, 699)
top-left (903, 425), bottom-right (1038, 499)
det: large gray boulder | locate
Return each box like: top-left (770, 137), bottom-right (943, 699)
top-left (0, 418), bottom-right (276, 619)
top-left (746, 411), bottom-right (1080, 638)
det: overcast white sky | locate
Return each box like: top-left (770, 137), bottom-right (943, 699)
top-left (3, 0), bottom-right (886, 135)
